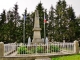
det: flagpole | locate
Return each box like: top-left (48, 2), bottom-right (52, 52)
top-left (44, 10), bottom-right (46, 44)
top-left (23, 14), bottom-right (25, 44)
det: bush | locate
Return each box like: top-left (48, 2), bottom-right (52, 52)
top-left (37, 46), bottom-right (44, 53)
top-left (31, 46), bottom-right (44, 53)
top-left (26, 50), bottom-right (33, 54)
top-left (50, 45), bottom-right (60, 52)
top-left (18, 46), bottom-right (27, 54)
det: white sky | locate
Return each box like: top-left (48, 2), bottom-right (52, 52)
top-left (0, 0), bottom-right (80, 17)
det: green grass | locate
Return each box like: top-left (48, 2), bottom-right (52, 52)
top-left (51, 54), bottom-right (80, 60)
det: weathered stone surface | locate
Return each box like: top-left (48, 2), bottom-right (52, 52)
top-left (74, 40), bottom-right (79, 54)
top-left (3, 58), bottom-right (14, 60)
top-left (32, 10), bottom-right (43, 44)
top-left (1, 57), bottom-right (34, 60)
top-left (35, 57), bottom-right (51, 60)
top-left (0, 42), bottom-right (4, 57)
top-left (0, 58), bottom-right (3, 60)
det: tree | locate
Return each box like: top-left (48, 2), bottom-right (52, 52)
top-left (54, 0), bottom-right (76, 42)
top-left (67, 6), bottom-right (76, 41)
top-left (6, 10), bottom-right (14, 43)
top-left (48, 5), bottom-right (55, 41)
top-left (75, 16), bottom-right (80, 40)
top-left (54, 0), bottom-right (68, 41)
top-left (0, 10), bottom-right (7, 43)
top-left (25, 9), bottom-right (33, 43)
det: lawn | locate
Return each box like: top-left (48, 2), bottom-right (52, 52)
top-left (51, 54), bottom-right (80, 60)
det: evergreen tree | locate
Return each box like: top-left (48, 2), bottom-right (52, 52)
top-left (67, 6), bottom-right (76, 41)
top-left (13, 4), bottom-right (20, 42)
top-left (75, 16), bottom-right (80, 40)
top-left (0, 10), bottom-right (6, 42)
top-left (7, 10), bottom-right (14, 43)
top-left (54, 0), bottom-right (76, 42)
top-left (48, 5), bottom-right (55, 41)
top-left (0, 10), bottom-right (6, 25)
top-left (25, 9), bottom-right (33, 43)
top-left (55, 0), bottom-right (68, 41)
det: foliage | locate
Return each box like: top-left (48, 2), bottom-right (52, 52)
top-left (17, 46), bottom-right (45, 54)
top-left (0, 10), bottom-right (7, 43)
top-left (48, 5), bottom-right (55, 41)
top-left (31, 46), bottom-right (44, 53)
top-left (36, 46), bottom-right (44, 53)
top-left (0, 0), bottom-right (80, 43)
top-left (18, 46), bottom-right (27, 54)
top-left (17, 45), bottom-right (60, 54)
top-left (51, 0), bottom-right (76, 42)
top-left (50, 45), bottom-right (60, 52)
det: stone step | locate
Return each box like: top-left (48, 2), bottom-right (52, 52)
top-left (35, 58), bottom-right (51, 60)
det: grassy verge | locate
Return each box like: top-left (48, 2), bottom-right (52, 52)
top-left (51, 54), bottom-right (80, 60)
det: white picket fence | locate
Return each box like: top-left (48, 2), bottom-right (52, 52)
top-left (4, 43), bottom-right (16, 56)
top-left (4, 42), bottom-right (74, 56)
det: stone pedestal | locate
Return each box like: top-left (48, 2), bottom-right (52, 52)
top-left (0, 42), bottom-right (4, 57)
top-left (74, 40), bottom-right (79, 54)
top-left (32, 10), bottom-right (43, 44)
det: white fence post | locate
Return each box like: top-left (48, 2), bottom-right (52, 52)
top-left (74, 40), bottom-right (79, 54)
top-left (0, 42), bottom-right (4, 57)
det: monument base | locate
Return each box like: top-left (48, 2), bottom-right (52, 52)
top-left (32, 38), bottom-right (44, 44)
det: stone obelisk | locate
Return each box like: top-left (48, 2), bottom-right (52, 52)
top-left (32, 10), bottom-right (43, 44)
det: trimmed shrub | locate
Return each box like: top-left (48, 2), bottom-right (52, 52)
top-left (50, 45), bottom-right (60, 52)
top-left (18, 46), bottom-right (27, 54)
top-left (37, 46), bottom-right (44, 53)
top-left (31, 46), bottom-right (44, 53)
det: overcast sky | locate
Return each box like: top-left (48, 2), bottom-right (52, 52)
top-left (0, 0), bottom-right (80, 17)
